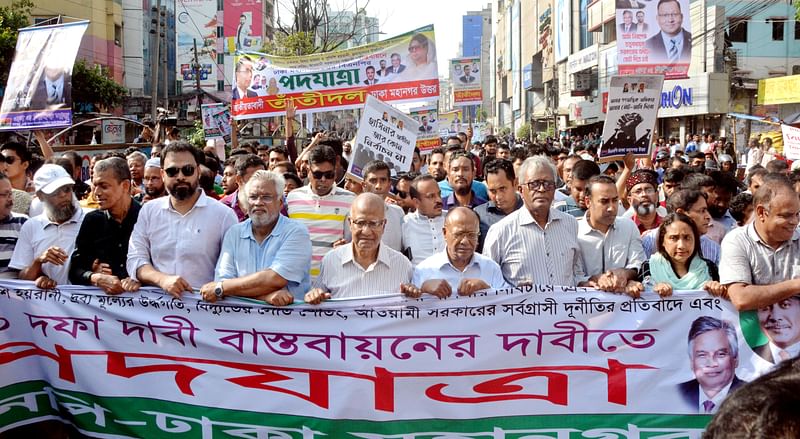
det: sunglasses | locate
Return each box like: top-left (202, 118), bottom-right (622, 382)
top-left (396, 190), bottom-right (409, 199)
top-left (164, 165), bottom-right (196, 178)
top-left (311, 170), bottom-right (336, 180)
top-left (1, 155), bottom-right (17, 165)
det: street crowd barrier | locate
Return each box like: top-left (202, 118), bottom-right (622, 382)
top-left (0, 280), bottom-right (776, 438)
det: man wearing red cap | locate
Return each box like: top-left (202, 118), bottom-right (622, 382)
top-left (623, 169), bottom-right (664, 235)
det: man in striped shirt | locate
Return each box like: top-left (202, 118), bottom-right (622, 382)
top-left (287, 145), bottom-right (355, 279)
top-left (305, 193), bottom-right (420, 303)
top-left (0, 173), bottom-right (26, 274)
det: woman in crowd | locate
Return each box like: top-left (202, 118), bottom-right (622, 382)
top-left (638, 212), bottom-right (726, 298)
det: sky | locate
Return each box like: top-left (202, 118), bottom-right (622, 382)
top-left (363, 0), bottom-right (491, 78)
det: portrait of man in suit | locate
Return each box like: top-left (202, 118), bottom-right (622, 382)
top-left (459, 64), bottom-right (476, 84)
top-left (389, 53), bottom-right (406, 75)
top-left (232, 57), bottom-right (258, 100)
top-left (363, 66), bottom-right (379, 85)
top-left (754, 297), bottom-right (800, 364)
top-left (377, 59), bottom-right (389, 76)
top-left (678, 316), bottom-right (745, 414)
top-left (645, 0), bottom-right (692, 63)
top-left (30, 50), bottom-right (73, 110)
top-left (619, 10), bottom-right (634, 34)
top-left (235, 14), bottom-right (252, 52)
top-left (418, 115), bottom-right (433, 133)
top-left (635, 10), bottom-right (649, 33)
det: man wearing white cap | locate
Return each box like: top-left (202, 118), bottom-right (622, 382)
top-left (9, 164), bottom-right (85, 288)
top-left (134, 157), bottom-right (166, 203)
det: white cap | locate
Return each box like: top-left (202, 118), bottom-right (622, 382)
top-left (791, 160), bottom-right (800, 172)
top-left (34, 164), bottom-right (74, 195)
top-left (145, 157), bottom-right (161, 169)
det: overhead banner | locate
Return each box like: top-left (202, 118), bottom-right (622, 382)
top-left (0, 280), bottom-right (782, 437)
top-left (781, 124), bottom-right (800, 161)
top-left (616, 0), bottom-right (691, 79)
top-left (176, 0), bottom-right (218, 90)
top-left (224, 0), bottom-right (263, 54)
top-left (599, 74), bottom-right (664, 161)
top-left (231, 25), bottom-right (440, 120)
top-left (408, 105), bottom-right (440, 153)
top-left (348, 94), bottom-right (419, 180)
top-left (201, 103), bottom-right (232, 142)
top-left (451, 57), bottom-right (483, 106)
top-left (0, 21), bottom-right (88, 131)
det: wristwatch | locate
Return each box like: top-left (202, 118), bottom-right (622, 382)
top-left (214, 281), bottom-right (224, 299)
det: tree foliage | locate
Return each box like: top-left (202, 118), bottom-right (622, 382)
top-left (0, 0), bottom-right (32, 89)
top-left (71, 60), bottom-right (127, 112)
top-left (516, 123), bottom-right (531, 140)
top-left (261, 32), bottom-right (316, 57)
top-left (274, 0), bottom-right (372, 54)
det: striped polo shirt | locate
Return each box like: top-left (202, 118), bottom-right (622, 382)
top-left (0, 212), bottom-right (27, 271)
top-left (287, 185), bottom-right (355, 279)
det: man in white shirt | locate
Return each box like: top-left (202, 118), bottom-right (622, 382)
top-left (755, 297), bottom-right (800, 364)
top-left (127, 142), bottom-right (238, 298)
top-left (678, 316), bottom-right (744, 413)
top-left (305, 193), bottom-right (421, 303)
top-left (414, 207), bottom-right (509, 297)
top-left (403, 175), bottom-right (446, 265)
top-left (10, 164), bottom-right (84, 288)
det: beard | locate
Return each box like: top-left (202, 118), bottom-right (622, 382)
top-left (145, 184), bottom-right (166, 198)
top-left (167, 180), bottom-right (198, 201)
top-left (634, 202), bottom-right (656, 217)
top-left (44, 194), bottom-right (79, 223)
top-left (250, 210), bottom-right (278, 228)
top-left (707, 205), bottom-right (726, 219)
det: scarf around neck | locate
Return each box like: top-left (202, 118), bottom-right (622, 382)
top-left (649, 252), bottom-right (710, 290)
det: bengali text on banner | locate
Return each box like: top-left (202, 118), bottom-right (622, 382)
top-left (0, 280), bottom-right (778, 437)
top-left (450, 57), bottom-right (483, 106)
top-left (231, 25), bottom-right (440, 120)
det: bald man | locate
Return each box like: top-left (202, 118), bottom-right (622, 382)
top-left (305, 193), bottom-right (421, 303)
top-left (413, 207), bottom-right (509, 298)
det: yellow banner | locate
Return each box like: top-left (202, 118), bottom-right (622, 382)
top-left (757, 75), bottom-right (800, 106)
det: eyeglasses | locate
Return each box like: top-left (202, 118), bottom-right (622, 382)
top-left (350, 219), bottom-right (385, 230)
top-left (247, 194), bottom-right (277, 204)
top-left (523, 180), bottom-right (556, 191)
top-left (164, 165), bottom-right (196, 178)
top-left (47, 185), bottom-right (73, 196)
top-left (396, 190), bottom-right (410, 199)
top-left (449, 231), bottom-right (480, 241)
top-left (631, 187), bottom-right (656, 196)
top-left (1, 155), bottom-right (17, 165)
top-left (311, 170), bottom-right (336, 180)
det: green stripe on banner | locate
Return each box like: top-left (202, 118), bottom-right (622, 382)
top-left (2, 381), bottom-right (712, 438)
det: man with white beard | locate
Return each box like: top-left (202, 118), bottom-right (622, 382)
top-left (10, 164), bottom-right (85, 288)
top-left (200, 170), bottom-right (311, 305)
top-left (622, 169), bottom-right (665, 235)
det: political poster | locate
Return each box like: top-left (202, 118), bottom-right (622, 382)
top-left (101, 119), bottom-right (126, 144)
top-left (224, 0), bottom-right (263, 54)
top-left (176, 0), bottom-right (217, 90)
top-left (616, 0), bottom-right (691, 79)
top-left (408, 105), bottom-right (439, 153)
top-left (781, 124), bottom-right (800, 161)
top-left (438, 110), bottom-right (464, 136)
top-left (599, 74), bottom-right (664, 161)
top-left (201, 103), bottom-right (232, 142)
top-left (232, 25), bottom-right (440, 120)
top-left (0, 21), bottom-right (88, 131)
top-left (451, 57), bottom-right (483, 106)
top-left (553, 0), bottom-right (571, 62)
top-left (347, 94), bottom-right (419, 181)
top-left (0, 279), bottom-right (784, 437)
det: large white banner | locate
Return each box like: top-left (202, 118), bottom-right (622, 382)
top-left (0, 279), bottom-right (783, 437)
top-left (781, 124), bottom-right (800, 161)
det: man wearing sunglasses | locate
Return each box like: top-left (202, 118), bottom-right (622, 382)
top-left (483, 156), bottom-right (586, 287)
top-left (127, 142), bottom-right (238, 299)
top-left (0, 142), bottom-right (33, 193)
top-left (305, 193), bottom-right (420, 303)
top-left (10, 164), bottom-right (85, 289)
top-left (287, 145), bottom-right (355, 280)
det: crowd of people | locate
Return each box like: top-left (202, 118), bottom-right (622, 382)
top-left (0, 123), bottom-right (796, 317)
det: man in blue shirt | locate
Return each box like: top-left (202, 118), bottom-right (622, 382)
top-left (200, 170), bottom-right (311, 305)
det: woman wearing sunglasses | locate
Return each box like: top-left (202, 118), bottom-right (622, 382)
top-left (638, 212), bottom-right (727, 298)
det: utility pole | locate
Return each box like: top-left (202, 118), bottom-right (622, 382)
top-left (161, 6), bottom-right (168, 110)
top-left (149, 0), bottom-right (162, 121)
top-left (193, 38), bottom-right (203, 107)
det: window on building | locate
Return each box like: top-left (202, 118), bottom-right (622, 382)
top-left (217, 26), bottom-right (223, 38)
top-left (771, 19), bottom-right (785, 41)
top-left (728, 18), bottom-right (747, 43)
top-left (795, 21), bottom-right (800, 39)
top-left (114, 24), bottom-right (122, 46)
top-left (218, 80), bottom-right (225, 92)
top-left (217, 53), bottom-right (223, 64)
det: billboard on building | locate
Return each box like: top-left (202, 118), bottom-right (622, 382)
top-left (451, 57), bottom-right (483, 106)
top-left (539, 3), bottom-right (554, 82)
top-left (553, 0), bottom-right (571, 62)
top-left (224, 0), bottom-right (263, 54)
top-left (757, 74), bottom-right (800, 106)
top-left (0, 21), bottom-right (88, 130)
top-left (616, 0), bottom-right (691, 79)
top-left (462, 14), bottom-right (482, 58)
top-left (176, 0), bottom-right (218, 90)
